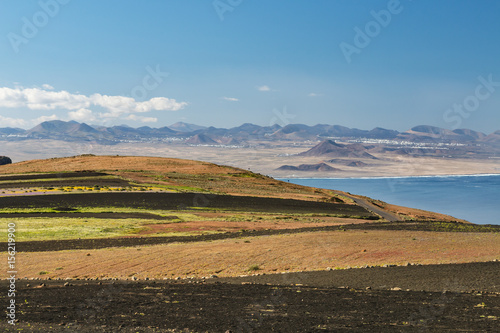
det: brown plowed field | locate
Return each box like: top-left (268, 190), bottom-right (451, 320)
top-left (11, 221), bottom-right (499, 253)
top-left (13, 230), bottom-right (500, 279)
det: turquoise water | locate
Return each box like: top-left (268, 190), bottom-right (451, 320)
top-left (279, 175), bottom-right (500, 225)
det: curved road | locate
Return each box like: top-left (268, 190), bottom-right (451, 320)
top-left (333, 190), bottom-right (402, 222)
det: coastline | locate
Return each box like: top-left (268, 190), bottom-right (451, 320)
top-left (275, 173), bottom-right (500, 180)
top-left (284, 175), bottom-right (500, 225)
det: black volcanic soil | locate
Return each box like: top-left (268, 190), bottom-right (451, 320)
top-left (219, 261), bottom-right (500, 293)
top-left (2, 262), bottom-right (499, 332)
top-left (0, 172), bottom-right (108, 181)
top-left (0, 178), bottom-right (132, 189)
top-left (0, 171), bottom-right (134, 188)
top-left (0, 192), bottom-right (373, 216)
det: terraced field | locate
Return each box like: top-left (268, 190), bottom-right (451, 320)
top-left (1, 155), bottom-right (499, 332)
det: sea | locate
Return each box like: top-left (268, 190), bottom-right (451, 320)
top-left (279, 175), bottom-right (500, 225)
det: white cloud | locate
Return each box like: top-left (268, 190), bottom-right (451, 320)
top-left (33, 114), bottom-right (59, 124)
top-left (42, 84), bottom-right (54, 90)
top-left (257, 85), bottom-right (271, 92)
top-left (308, 92), bottom-right (323, 97)
top-left (0, 115), bottom-right (27, 128)
top-left (222, 97), bottom-right (239, 102)
top-left (68, 108), bottom-right (96, 122)
top-left (0, 86), bottom-right (188, 124)
top-left (126, 114), bottom-right (158, 123)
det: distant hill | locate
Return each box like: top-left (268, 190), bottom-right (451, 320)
top-left (269, 124), bottom-right (399, 140)
top-left (298, 140), bottom-right (377, 159)
top-left (217, 137), bottom-right (242, 146)
top-left (185, 134), bottom-right (218, 145)
top-left (0, 127), bottom-right (24, 135)
top-left (26, 120), bottom-right (106, 141)
top-left (367, 127), bottom-right (400, 139)
top-left (397, 125), bottom-right (488, 143)
top-left (452, 128), bottom-right (486, 141)
top-left (327, 159), bottom-right (369, 167)
top-left (483, 130), bottom-right (500, 143)
top-left (1, 120), bottom-right (498, 147)
top-left (168, 122), bottom-right (206, 132)
top-left (276, 162), bottom-right (340, 172)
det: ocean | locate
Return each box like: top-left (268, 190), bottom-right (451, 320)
top-left (279, 175), bottom-right (500, 225)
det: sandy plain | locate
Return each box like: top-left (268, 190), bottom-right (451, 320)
top-left (2, 139), bottom-right (500, 178)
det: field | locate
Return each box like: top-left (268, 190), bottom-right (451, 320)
top-left (1, 155), bottom-right (499, 331)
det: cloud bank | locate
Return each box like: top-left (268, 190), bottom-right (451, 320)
top-left (0, 86), bottom-right (188, 127)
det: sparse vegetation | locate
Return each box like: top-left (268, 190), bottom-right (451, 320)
top-left (248, 264), bottom-right (260, 271)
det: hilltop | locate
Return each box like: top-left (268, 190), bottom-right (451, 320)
top-left (0, 155), bottom-right (469, 223)
top-left (0, 155), bottom-right (340, 202)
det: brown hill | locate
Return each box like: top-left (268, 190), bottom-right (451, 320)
top-left (299, 140), bottom-right (377, 159)
top-left (396, 125), bottom-right (488, 143)
top-left (482, 130), bottom-right (500, 143)
top-left (216, 137), bottom-right (242, 146)
top-left (26, 120), bottom-right (106, 141)
top-left (452, 128), bottom-right (486, 141)
top-left (0, 155), bottom-right (343, 202)
top-left (276, 163), bottom-right (340, 172)
top-left (185, 134), bottom-right (218, 145)
top-left (326, 159), bottom-right (369, 167)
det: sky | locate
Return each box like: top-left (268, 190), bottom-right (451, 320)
top-left (0, 0), bottom-right (499, 133)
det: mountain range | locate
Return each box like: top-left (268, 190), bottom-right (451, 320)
top-left (1, 120), bottom-right (499, 145)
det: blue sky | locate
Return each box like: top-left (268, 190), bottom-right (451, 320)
top-left (0, 0), bottom-right (499, 133)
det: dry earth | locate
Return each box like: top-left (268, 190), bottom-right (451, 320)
top-left (2, 139), bottom-right (500, 178)
top-left (14, 230), bottom-right (500, 279)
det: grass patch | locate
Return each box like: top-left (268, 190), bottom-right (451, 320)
top-left (0, 218), bottom-right (151, 241)
top-left (248, 264), bottom-right (261, 272)
top-left (230, 172), bottom-right (259, 178)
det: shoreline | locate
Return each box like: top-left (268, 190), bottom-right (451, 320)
top-left (274, 172), bottom-right (500, 180)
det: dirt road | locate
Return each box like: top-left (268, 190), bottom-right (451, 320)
top-left (334, 190), bottom-right (402, 221)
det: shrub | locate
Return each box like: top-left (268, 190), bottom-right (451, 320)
top-left (0, 156), bottom-right (12, 165)
top-left (248, 264), bottom-right (260, 271)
